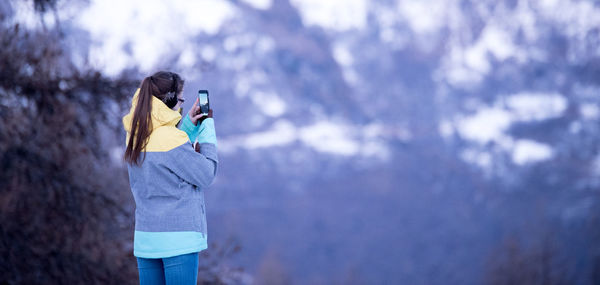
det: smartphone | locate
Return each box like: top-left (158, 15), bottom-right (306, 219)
top-left (198, 90), bottom-right (210, 115)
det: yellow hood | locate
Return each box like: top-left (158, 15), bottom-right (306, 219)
top-left (122, 88), bottom-right (182, 133)
top-left (122, 88), bottom-right (189, 152)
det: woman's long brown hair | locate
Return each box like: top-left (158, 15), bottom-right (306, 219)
top-left (124, 71), bottom-right (184, 166)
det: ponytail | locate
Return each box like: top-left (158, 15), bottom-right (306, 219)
top-left (123, 77), bottom-right (156, 166)
top-left (123, 71), bottom-right (185, 166)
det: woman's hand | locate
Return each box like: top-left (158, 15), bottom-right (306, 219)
top-left (197, 108), bottom-right (213, 126)
top-left (188, 98), bottom-right (213, 125)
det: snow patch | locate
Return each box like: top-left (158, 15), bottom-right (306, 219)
top-left (332, 43), bottom-right (354, 67)
top-left (245, 120), bottom-right (296, 148)
top-left (439, 23), bottom-right (523, 88)
top-left (249, 91), bottom-right (287, 117)
top-left (289, 0), bottom-right (367, 31)
top-left (201, 46), bottom-right (217, 62)
top-left (450, 92), bottom-right (565, 168)
top-left (454, 92), bottom-right (567, 144)
top-left (75, 0), bottom-right (236, 76)
top-left (505, 92), bottom-right (567, 121)
top-left (256, 36), bottom-right (275, 54)
top-left (456, 107), bottom-right (513, 144)
top-left (461, 148), bottom-right (492, 169)
top-left (299, 121), bottom-right (360, 156)
top-left (219, 119), bottom-right (393, 160)
top-left (438, 120), bottom-right (455, 138)
top-left (581, 104), bottom-right (599, 120)
top-left (398, 0), bottom-right (446, 34)
top-left (463, 25), bottom-right (518, 74)
top-left (512, 139), bottom-right (553, 165)
top-left (240, 0), bottom-right (272, 10)
top-left (332, 41), bottom-right (359, 85)
top-left (177, 46), bottom-right (197, 68)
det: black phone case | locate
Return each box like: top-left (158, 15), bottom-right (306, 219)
top-left (198, 90), bottom-right (210, 114)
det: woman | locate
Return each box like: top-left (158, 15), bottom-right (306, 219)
top-left (122, 71), bottom-right (218, 285)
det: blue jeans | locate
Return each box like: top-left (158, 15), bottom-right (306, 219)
top-left (136, 252), bottom-right (199, 285)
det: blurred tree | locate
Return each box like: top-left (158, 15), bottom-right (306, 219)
top-left (198, 237), bottom-right (248, 285)
top-left (0, 1), bottom-right (140, 284)
top-left (484, 234), bottom-right (574, 285)
top-left (253, 248), bottom-right (292, 285)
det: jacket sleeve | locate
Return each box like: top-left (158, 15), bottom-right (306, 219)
top-left (195, 118), bottom-right (217, 146)
top-left (159, 141), bottom-right (218, 189)
top-left (178, 115), bottom-right (218, 147)
top-left (178, 113), bottom-right (200, 142)
top-left (163, 117), bottom-right (219, 188)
